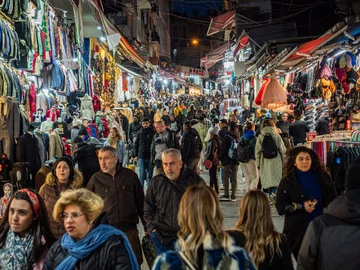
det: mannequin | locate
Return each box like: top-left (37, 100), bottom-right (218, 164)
top-left (46, 105), bottom-right (60, 122)
top-left (52, 117), bottom-right (69, 138)
top-left (49, 128), bottom-right (65, 159)
top-left (41, 117), bottom-right (53, 133)
top-left (33, 108), bottom-right (46, 122)
top-left (80, 94), bottom-right (95, 119)
top-left (0, 183), bottom-right (13, 218)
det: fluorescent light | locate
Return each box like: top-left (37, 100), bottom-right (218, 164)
top-left (100, 36), bottom-right (107, 42)
top-left (97, 26), bottom-right (102, 30)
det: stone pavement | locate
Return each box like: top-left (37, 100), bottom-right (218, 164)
top-left (138, 167), bottom-right (285, 269)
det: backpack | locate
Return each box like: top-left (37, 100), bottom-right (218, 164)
top-left (227, 135), bottom-right (239, 161)
top-left (237, 139), bottom-right (250, 163)
top-left (262, 133), bottom-right (278, 159)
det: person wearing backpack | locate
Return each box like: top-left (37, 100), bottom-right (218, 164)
top-left (239, 122), bottom-right (258, 192)
top-left (219, 122), bottom-right (241, 201)
top-left (255, 119), bottom-right (286, 198)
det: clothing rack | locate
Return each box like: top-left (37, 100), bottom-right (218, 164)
top-left (0, 10), bottom-right (13, 26)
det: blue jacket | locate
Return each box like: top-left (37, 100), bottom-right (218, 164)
top-left (104, 139), bottom-right (127, 165)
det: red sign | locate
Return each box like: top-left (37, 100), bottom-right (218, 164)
top-left (306, 132), bottom-right (317, 142)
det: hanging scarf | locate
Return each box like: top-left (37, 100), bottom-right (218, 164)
top-left (0, 229), bottom-right (34, 270)
top-left (56, 224), bottom-right (139, 270)
top-left (108, 137), bottom-right (119, 149)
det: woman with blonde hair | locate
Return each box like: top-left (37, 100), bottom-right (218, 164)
top-left (153, 185), bottom-right (256, 270)
top-left (228, 190), bottom-right (293, 270)
top-left (104, 126), bottom-right (127, 165)
top-left (43, 188), bottom-right (139, 269)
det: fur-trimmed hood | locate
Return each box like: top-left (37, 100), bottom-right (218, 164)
top-left (44, 169), bottom-right (83, 188)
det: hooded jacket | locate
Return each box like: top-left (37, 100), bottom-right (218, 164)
top-left (39, 170), bottom-right (83, 239)
top-left (297, 189), bottom-right (360, 270)
top-left (181, 128), bottom-right (202, 165)
top-left (92, 95), bottom-right (101, 113)
top-left (144, 166), bottom-right (205, 245)
top-left (74, 142), bottom-right (100, 187)
top-left (87, 164), bottom-right (145, 232)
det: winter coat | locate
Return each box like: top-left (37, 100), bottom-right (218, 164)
top-left (102, 117), bottom-right (110, 138)
top-left (70, 126), bottom-right (80, 143)
top-left (87, 163), bottom-right (145, 232)
top-left (289, 120), bottom-right (309, 145)
top-left (39, 170), bottom-right (83, 239)
top-left (297, 189), bottom-right (360, 270)
top-left (80, 95), bottom-right (95, 119)
top-left (192, 122), bottom-right (208, 147)
top-left (43, 215), bottom-right (132, 270)
top-left (275, 170), bottom-right (336, 258)
top-left (49, 130), bottom-right (65, 159)
top-left (92, 95), bottom-right (101, 113)
top-left (103, 139), bottom-right (127, 165)
top-left (129, 122), bottom-right (141, 141)
top-left (219, 132), bottom-right (240, 166)
top-left (134, 127), bottom-right (155, 160)
top-left (95, 115), bottom-right (104, 133)
top-left (86, 122), bottom-right (99, 139)
top-left (153, 231), bottom-right (256, 270)
top-left (74, 142), bottom-right (100, 187)
top-left (227, 230), bottom-right (293, 270)
top-left (151, 128), bottom-right (181, 160)
top-left (218, 126), bottom-right (228, 139)
top-left (240, 130), bottom-right (257, 161)
top-left (16, 133), bottom-right (42, 178)
top-left (315, 117), bottom-right (330, 135)
top-left (181, 128), bottom-right (202, 165)
top-left (144, 166), bottom-right (205, 244)
top-left (255, 126), bottom-right (286, 189)
top-left (205, 136), bottom-right (220, 164)
top-left (276, 121), bottom-right (290, 135)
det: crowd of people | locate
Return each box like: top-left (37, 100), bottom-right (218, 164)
top-left (0, 94), bottom-right (359, 270)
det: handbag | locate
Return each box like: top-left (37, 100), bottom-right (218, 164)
top-left (142, 235), bottom-right (157, 268)
top-left (202, 159), bottom-right (213, 169)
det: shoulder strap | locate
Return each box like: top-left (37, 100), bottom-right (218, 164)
top-left (178, 251), bottom-right (197, 270)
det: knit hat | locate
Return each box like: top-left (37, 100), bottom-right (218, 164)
top-left (209, 127), bottom-right (219, 135)
top-left (78, 127), bottom-right (88, 136)
top-left (346, 158), bottom-right (360, 191)
top-left (52, 156), bottom-right (75, 181)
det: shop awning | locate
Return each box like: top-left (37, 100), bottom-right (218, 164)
top-left (200, 42), bottom-right (230, 70)
top-left (233, 35), bottom-right (250, 57)
top-left (328, 22), bottom-right (360, 45)
top-left (207, 10), bottom-right (235, 36)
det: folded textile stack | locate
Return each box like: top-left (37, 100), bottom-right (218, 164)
top-left (304, 100), bottom-right (317, 131)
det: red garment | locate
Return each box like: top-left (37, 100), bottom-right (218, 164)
top-left (46, 108), bottom-right (60, 122)
top-left (255, 78), bottom-right (270, 106)
top-left (29, 84), bottom-right (36, 121)
top-left (101, 117), bottom-right (110, 138)
top-left (92, 95), bottom-right (101, 113)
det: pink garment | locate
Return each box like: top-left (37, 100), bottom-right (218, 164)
top-left (29, 84), bottom-right (37, 121)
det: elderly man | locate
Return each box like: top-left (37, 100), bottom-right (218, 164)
top-left (151, 120), bottom-right (180, 176)
top-left (87, 146), bottom-right (145, 266)
top-left (144, 148), bottom-right (204, 255)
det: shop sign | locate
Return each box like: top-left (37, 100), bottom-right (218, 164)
top-left (306, 132), bottom-right (317, 142)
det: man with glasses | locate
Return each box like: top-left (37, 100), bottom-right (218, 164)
top-left (134, 118), bottom-right (155, 187)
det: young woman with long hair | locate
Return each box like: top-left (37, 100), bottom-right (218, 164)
top-left (229, 190), bottom-right (293, 270)
top-left (104, 126), bottom-right (127, 165)
top-left (153, 185), bottom-right (256, 270)
top-left (0, 189), bottom-right (55, 269)
top-left (275, 146), bottom-right (337, 259)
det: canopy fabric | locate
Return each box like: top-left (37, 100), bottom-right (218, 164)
top-left (329, 22), bottom-right (360, 46)
top-left (233, 35), bottom-right (250, 57)
top-left (200, 42), bottom-right (230, 70)
top-left (287, 34), bottom-right (334, 61)
top-left (207, 10), bottom-right (235, 36)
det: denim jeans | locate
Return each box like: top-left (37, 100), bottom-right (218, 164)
top-left (138, 158), bottom-right (154, 187)
top-left (264, 187), bottom-right (277, 195)
top-left (150, 231), bottom-right (176, 255)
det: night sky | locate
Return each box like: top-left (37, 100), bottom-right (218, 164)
top-left (171, 0), bottom-right (222, 17)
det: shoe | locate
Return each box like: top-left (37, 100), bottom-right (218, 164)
top-left (231, 196), bottom-right (237, 202)
top-left (219, 186), bottom-right (225, 190)
top-left (269, 193), bottom-right (276, 205)
top-left (219, 195), bottom-right (230, 201)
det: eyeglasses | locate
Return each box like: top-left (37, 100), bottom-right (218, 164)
top-left (60, 213), bottom-right (85, 221)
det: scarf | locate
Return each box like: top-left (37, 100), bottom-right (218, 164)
top-left (0, 229), bottom-right (34, 270)
top-left (82, 134), bottom-right (90, 142)
top-left (56, 224), bottom-right (139, 270)
top-left (108, 137), bottom-right (119, 149)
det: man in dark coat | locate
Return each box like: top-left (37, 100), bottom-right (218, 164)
top-left (181, 121), bottom-right (202, 171)
top-left (298, 159), bottom-right (360, 270)
top-left (144, 148), bottom-right (204, 255)
top-left (315, 115), bottom-right (330, 135)
top-left (218, 119), bottom-right (228, 139)
top-left (289, 115), bottom-right (310, 146)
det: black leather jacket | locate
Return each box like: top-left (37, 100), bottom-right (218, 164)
top-left (134, 127), bottom-right (155, 159)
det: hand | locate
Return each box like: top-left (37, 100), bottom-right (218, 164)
top-left (144, 232), bottom-right (150, 237)
top-left (134, 157), bottom-right (138, 162)
top-left (152, 229), bottom-right (156, 232)
top-left (304, 200), bottom-right (315, 213)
